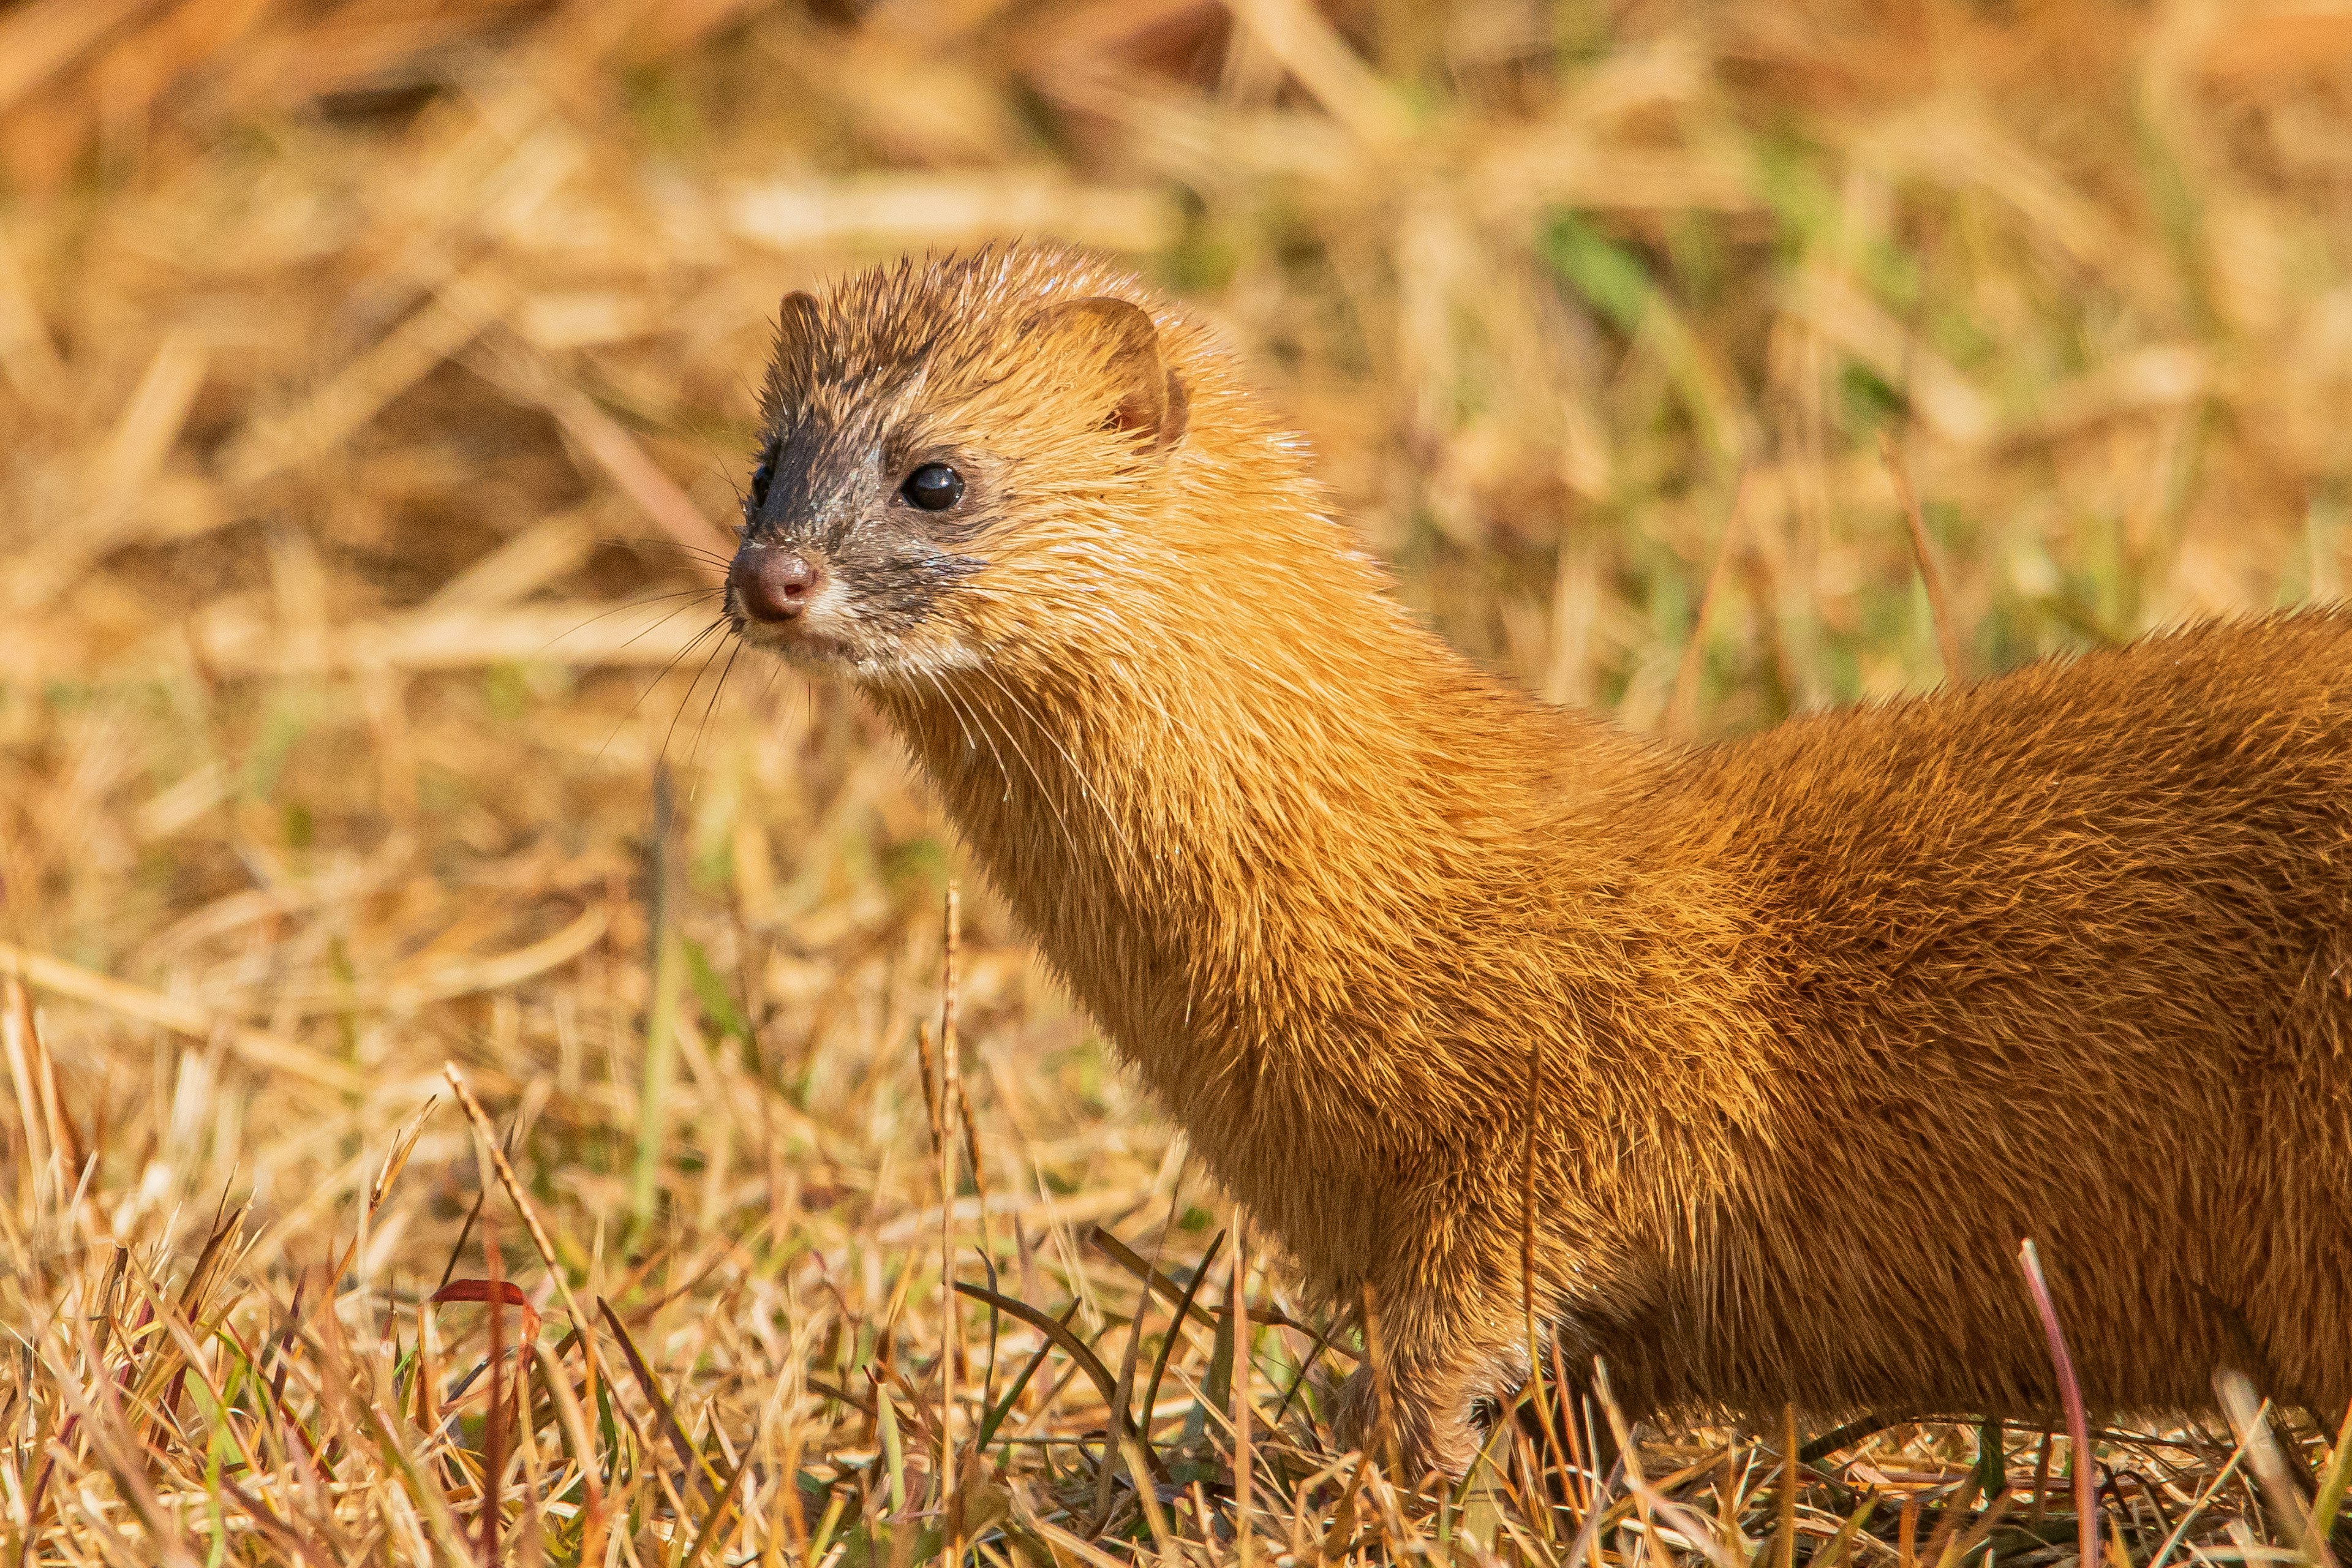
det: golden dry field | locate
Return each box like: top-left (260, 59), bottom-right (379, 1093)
top-left (2, 0), bottom-right (2351, 1563)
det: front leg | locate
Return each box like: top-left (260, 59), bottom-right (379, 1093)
top-left (1321, 1176), bottom-right (1566, 1483)
top-left (1330, 1291), bottom-right (1634, 1487)
top-left (1331, 1281), bottom-right (1521, 1479)
top-left (1321, 1170), bottom-right (1640, 1483)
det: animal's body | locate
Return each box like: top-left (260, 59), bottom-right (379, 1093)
top-left (725, 244), bottom-right (2352, 1475)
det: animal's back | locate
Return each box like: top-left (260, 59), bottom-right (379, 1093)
top-left (1629, 609), bottom-right (2352, 1422)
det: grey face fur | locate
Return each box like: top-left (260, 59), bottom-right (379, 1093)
top-left (737, 397), bottom-right (989, 641)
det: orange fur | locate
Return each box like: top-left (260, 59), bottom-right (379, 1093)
top-left (730, 245), bottom-right (2352, 1476)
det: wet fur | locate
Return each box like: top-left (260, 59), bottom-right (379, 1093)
top-left (737, 245), bottom-right (2352, 1476)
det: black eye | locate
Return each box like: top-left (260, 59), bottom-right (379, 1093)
top-left (901, 462), bottom-right (963, 511)
top-left (747, 445), bottom-right (776, 511)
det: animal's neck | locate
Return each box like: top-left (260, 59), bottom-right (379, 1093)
top-left (870, 445), bottom-right (1677, 1270)
top-left (883, 474), bottom-right (1649, 1083)
top-left (918, 574), bottom-right (1566, 963)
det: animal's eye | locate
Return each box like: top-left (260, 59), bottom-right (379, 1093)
top-left (747, 446), bottom-right (776, 511)
top-left (901, 462), bottom-right (963, 512)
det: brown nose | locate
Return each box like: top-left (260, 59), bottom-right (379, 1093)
top-left (731, 546), bottom-right (820, 622)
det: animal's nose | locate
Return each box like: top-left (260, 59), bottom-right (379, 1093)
top-left (731, 546), bottom-right (821, 622)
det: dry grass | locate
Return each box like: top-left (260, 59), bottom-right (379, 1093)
top-left (4, 0), bottom-right (2352, 1562)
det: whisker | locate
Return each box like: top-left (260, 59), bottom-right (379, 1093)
top-left (685, 420), bottom-right (753, 515)
top-left (971, 663), bottom-right (1132, 856)
top-left (930, 671), bottom-right (1058, 854)
top-left (946, 671), bottom-right (1086, 865)
top-left (611, 595), bottom-right (730, 655)
top-left (685, 636), bottom-right (747, 785)
top-left (923, 668), bottom-right (984, 760)
top-left (658, 619), bottom-right (736, 768)
top-left (594, 615), bottom-right (728, 764)
top-left (597, 535), bottom-right (738, 568)
top-left (728, 363), bottom-right (767, 424)
top-left (537, 589), bottom-right (725, 659)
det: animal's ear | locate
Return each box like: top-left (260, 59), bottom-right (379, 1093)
top-left (1023, 296), bottom-right (1188, 454)
top-left (776, 290), bottom-right (823, 364)
top-left (776, 290), bottom-right (823, 350)
top-left (764, 290), bottom-right (824, 417)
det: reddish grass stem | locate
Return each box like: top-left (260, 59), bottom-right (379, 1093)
top-left (2018, 1239), bottom-right (2099, 1568)
top-left (480, 1208), bottom-right (505, 1566)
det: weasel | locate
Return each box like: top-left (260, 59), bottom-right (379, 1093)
top-left (726, 244), bottom-right (2352, 1477)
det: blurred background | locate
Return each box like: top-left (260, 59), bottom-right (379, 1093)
top-left (2, 0), bottom-right (2350, 1558)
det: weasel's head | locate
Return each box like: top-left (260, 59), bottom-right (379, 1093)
top-left (727, 247), bottom-right (1194, 687)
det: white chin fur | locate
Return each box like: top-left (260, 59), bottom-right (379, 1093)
top-left (735, 616), bottom-right (983, 688)
top-left (852, 639), bottom-right (984, 687)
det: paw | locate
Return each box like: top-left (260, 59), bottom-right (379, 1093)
top-left (1331, 1365), bottom-right (1483, 1481)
